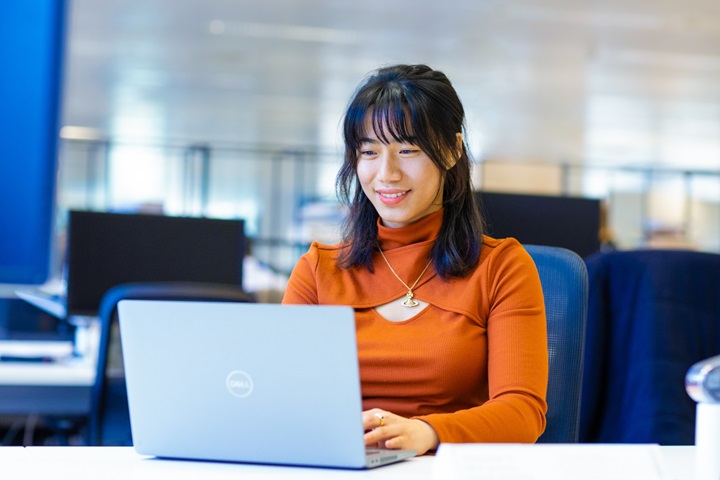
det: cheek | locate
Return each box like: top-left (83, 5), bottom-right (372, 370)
top-left (356, 161), bottom-right (375, 189)
top-left (415, 165), bottom-right (442, 192)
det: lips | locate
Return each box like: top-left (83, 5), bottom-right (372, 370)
top-left (376, 189), bottom-right (409, 205)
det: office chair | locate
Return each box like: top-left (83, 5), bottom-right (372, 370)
top-left (87, 282), bottom-right (255, 446)
top-left (580, 249), bottom-right (720, 445)
top-left (524, 245), bottom-right (589, 443)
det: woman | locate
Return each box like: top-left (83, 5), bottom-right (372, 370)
top-left (283, 64), bottom-right (548, 455)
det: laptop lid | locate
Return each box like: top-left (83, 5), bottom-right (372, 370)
top-left (117, 300), bottom-right (411, 469)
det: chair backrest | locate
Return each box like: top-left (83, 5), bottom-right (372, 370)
top-left (580, 249), bottom-right (720, 445)
top-left (87, 282), bottom-right (255, 446)
top-left (524, 245), bottom-right (588, 443)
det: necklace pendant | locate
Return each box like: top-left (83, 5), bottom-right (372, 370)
top-left (401, 291), bottom-right (419, 308)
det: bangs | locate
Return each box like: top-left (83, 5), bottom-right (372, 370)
top-left (366, 101), bottom-right (415, 145)
top-left (346, 94), bottom-right (424, 152)
top-left (342, 74), bottom-right (449, 168)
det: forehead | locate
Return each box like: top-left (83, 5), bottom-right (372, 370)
top-left (359, 107), bottom-right (415, 143)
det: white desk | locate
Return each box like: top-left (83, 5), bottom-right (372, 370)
top-left (0, 357), bottom-right (95, 415)
top-left (0, 446), bottom-right (697, 480)
top-left (0, 332), bottom-right (97, 416)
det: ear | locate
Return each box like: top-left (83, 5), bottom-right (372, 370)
top-left (446, 132), bottom-right (463, 170)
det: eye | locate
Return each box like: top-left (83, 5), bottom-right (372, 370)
top-left (399, 147), bottom-right (420, 155)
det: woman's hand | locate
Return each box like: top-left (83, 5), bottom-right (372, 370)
top-left (362, 408), bottom-right (439, 456)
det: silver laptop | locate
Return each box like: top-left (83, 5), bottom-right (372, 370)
top-left (117, 300), bottom-right (416, 469)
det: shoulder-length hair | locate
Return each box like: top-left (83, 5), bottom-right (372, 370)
top-left (336, 64), bottom-right (484, 279)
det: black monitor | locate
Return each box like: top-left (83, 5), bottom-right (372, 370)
top-left (0, 0), bottom-right (67, 285)
top-left (476, 191), bottom-right (601, 258)
top-left (66, 211), bottom-right (246, 317)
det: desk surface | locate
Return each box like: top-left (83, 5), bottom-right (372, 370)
top-left (0, 355), bottom-right (95, 386)
top-left (0, 357), bottom-right (95, 415)
top-left (0, 446), bottom-right (696, 480)
top-left (0, 321), bottom-right (98, 386)
top-left (0, 327), bottom-right (97, 416)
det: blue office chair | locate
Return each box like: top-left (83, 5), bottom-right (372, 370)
top-left (580, 249), bottom-right (720, 445)
top-left (524, 245), bottom-right (589, 443)
top-left (87, 282), bottom-right (255, 446)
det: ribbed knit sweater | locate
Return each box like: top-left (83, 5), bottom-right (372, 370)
top-left (282, 209), bottom-right (548, 443)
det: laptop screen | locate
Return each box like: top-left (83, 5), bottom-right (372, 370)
top-left (65, 211), bottom-right (245, 317)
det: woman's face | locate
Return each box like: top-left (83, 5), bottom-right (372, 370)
top-left (356, 116), bottom-right (449, 228)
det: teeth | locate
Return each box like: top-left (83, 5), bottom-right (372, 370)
top-left (379, 191), bottom-right (407, 198)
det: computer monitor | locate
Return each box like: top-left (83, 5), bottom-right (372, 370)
top-left (66, 211), bottom-right (246, 317)
top-left (476, 191), bottom-right (601, 258)
top-left (0, 0), bottom-right (67, 285)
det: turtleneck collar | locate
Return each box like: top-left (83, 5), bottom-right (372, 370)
top-left (377, 208), bottom-right (444, 250)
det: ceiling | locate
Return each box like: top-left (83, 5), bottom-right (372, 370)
top-left (61, 0), bottom-right (720, 171)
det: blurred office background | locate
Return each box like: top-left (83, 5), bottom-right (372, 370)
top-left (56, 0), bottom-right (720, 278)
top-left (3, 0), bottom-right (720, 447)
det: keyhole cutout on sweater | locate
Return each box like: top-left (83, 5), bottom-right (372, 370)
top-left (375, 297), bottom-right (430, 322)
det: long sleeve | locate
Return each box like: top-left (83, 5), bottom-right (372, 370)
top-left (415, 240), bottom-right (548, 443)
top-left (283, 211), bottom-right (547, 443)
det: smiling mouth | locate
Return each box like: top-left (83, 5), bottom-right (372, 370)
top-left (377, 190), bottom-right (409, 199)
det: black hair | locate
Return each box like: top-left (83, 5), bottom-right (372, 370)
top-left (336, 64), bottom-right (484, 279)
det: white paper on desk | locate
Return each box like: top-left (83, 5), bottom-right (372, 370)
top-left (433, 443), bottom-right (672, 480)
top-left (0, 340), bottom-right (74, 358)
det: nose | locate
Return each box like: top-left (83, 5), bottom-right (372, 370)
top-left (377, 151), bottom-right (401, 183)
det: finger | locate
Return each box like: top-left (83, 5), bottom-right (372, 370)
top-left (383, 434), bottom-right (406, 450)
top-left (374, 412), bottom-right (385, 428)
top-left (362, 409), bottom-right (388, 430)
top-left (364, 429), bottom-right (385, 447)
top-left (364, 423), bottom-right (397, 447)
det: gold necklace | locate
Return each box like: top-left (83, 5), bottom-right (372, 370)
top-left (378, 247), bottom-right (432, 308)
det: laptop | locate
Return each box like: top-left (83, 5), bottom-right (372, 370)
top-left (116, 300), bottom-right (416, 469)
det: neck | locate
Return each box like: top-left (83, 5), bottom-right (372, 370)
top-left (377, 208), bottom-right (444, 250)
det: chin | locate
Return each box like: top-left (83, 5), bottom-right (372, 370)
top-left (380, 215), bottom-right (413, 228)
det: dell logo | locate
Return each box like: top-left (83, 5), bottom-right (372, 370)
top-left (226, 370), bottom-right (254, 398)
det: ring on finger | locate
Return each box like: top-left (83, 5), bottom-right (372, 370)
top-left (374, 412), bottom-right (385, 427)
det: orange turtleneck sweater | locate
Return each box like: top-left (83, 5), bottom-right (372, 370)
top-left (282, 209), bottom-right (548, 443)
